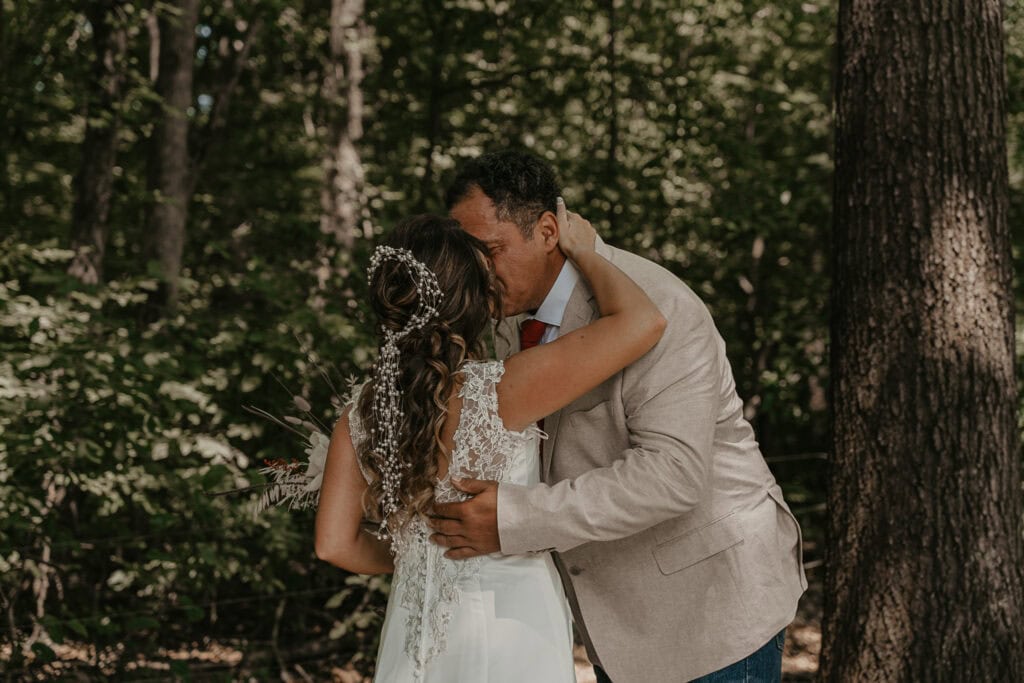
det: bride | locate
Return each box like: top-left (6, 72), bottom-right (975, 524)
top-left (314, 198), bottom-right (665, 682)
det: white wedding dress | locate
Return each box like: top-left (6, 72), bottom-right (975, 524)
top-left (346, 360), bottom-right (575, 683)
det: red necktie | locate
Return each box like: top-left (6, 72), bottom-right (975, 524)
top-left (519, 318), bottom-right (547, 351)
top-left (519, 319), bottom-right (548, 434)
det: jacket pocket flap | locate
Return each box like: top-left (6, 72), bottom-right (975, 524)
top-left (566, 398), bottom-right (611, 419)
top-left (652, 511), bottom-right (744, 576)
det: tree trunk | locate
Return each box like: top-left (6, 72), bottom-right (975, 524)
top-left (604, 0), bottom-right (619, 235)
top-left (738, 235), bottom-right (770, 442)
top-left (145, 9), bottom-right (159, 83)
top-left (143, 0), bottom-right (199, 314)
top-left (188, 15), bottom-right (262, 196)
top-left (318, 0), bottom-right (365, 251)
top-left (825, 1), bottom-right (1024, 680)
top-left (414, 0), bottom-right (453, 213)
top-left (68, 1), bottom-right (129, 286)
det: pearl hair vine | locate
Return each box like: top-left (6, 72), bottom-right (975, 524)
top-left (366, 245), bottom-right (444, 540)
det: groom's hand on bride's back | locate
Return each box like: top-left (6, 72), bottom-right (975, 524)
top-left (428, 477), bottom-right (500, 559)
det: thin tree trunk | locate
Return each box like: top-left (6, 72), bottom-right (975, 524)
top-left (188, 15), bottom-right (262, 196)
top-left (145, 9), bottom-right (159, 83)
top-left (415, 0), bottom-right (449, 213)
top-left (418, 42), bottom-right (442, 212)
top-left (825, 0), bottom-right (1024, 680)
top-left (68, 1), bottom-right (129, 286)
top-left (0, 1), bottom-right (17, 227)
top-left (1, 3), bottom-right (76, 233)
top-left (738, 235), bottom-right (770, 441)
top-left (604, 0), bottom-right (619, 235)
top-left (143, 0), bottom-right (199, 314)
top-left (318, 0), bottom-right (365, 252)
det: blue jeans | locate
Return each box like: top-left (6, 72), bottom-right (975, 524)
top-left (593, 629), bottom-right (785, 683)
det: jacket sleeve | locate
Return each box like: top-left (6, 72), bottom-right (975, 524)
top-left (496, 284), bottom-right (723, 555)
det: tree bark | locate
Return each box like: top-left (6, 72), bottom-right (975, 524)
top-left (737, 235), bottom-right (772, 443)
top-left (188, 15), bottom-right (262, 196)
top-left (68, 1), bottom-right (129, 286)
top-left (417, 9), bottom-right (443, 214)
top-left (825, 0), bottom-right (1024, 680)
top-left (145, 9), bottom-right (159, 83)
top-left (604, 0), bottom-right (619, 235)
top-left (143, 0), bottom-right (199, 314)
top-left (318, 0), bottom-right (366, 251)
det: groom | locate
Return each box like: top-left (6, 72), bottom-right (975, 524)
top-left (430, 150), bottom-right (807, 682)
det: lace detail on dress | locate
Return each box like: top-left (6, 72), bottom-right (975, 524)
top-left (341, 362), bottom-right (542, 679)
top-left (390, 518), bottom-right (469, 674)
top-left (341, 379), bottom-right (374, 485)
top-left (390, 360), bottom-right (542, 679)
top-left (438, 359), bottom-right (544, 498)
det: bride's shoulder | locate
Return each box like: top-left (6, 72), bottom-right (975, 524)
top-left (338, 376), bottom-right (371, 442)
top-left (340, 375), bottom-right (371, 408)
top-left (456, 359), bottom-right (506, 386)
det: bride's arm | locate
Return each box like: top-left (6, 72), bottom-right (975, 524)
top-left (498, 199), bottom-right (666, 430)
top-left (314, 410), bottom-right (395, 574)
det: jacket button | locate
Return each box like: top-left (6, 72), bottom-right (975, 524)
top-left (569, 566), bottom-right (583, 576)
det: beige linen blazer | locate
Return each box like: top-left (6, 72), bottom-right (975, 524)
top-left (494, 238), bottom-right (807, 682)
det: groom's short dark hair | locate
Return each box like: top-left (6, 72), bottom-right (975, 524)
top-left (444, 150), bottom-right (561, 239)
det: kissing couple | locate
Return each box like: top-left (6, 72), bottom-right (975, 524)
top-left (314, 150), bottom-right (807, 682)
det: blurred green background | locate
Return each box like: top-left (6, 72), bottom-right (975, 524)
top-left (1, 0), bottom-right (1021, 679)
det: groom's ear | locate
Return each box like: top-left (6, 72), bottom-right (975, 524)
top-left (535, 210), bottom-right (559, 252)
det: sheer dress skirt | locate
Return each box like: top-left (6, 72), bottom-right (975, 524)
top-left (373, 547), bottom-right (575, 683)
top-left (347, 360), bottom-right (575, 683)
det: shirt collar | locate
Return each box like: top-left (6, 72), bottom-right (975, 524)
top-left (529, 259), bottom-right (580, 327)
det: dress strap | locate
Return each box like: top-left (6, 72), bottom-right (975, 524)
top-left (342, 379), bottom-right (374, 485)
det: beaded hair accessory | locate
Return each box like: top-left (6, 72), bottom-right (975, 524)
top-left (366, 245), bottom-right (444, 539)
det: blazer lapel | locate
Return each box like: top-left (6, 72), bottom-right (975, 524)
top-left (541, 276), bottom-right (599, 480)
top-left (493, 313), bottom-right (526, 360)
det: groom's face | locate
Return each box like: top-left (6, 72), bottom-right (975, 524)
top-left (449, 186), bottom-right (553, 317)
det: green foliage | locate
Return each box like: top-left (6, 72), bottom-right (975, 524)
top-left (0, 0), bottom-right (1021, 676)
top-left (0, 236), bottom-right (384, 676)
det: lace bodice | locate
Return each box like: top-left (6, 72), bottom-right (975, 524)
top-left (343, 359), bottom-right (544, 678)
top-left (346, 359), bottom-right (542, 496)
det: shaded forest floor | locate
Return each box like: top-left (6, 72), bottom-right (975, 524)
top-left (781, 573), bottom-right (823, 680)
top-left (7, 573), bottom-right (822, 681)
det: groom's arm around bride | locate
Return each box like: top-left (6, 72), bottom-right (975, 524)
top-left (430, 150), bottom-right (807, 683)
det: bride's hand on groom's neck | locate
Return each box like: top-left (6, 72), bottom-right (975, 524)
top-left (555, 197), bottom-right (596, 262)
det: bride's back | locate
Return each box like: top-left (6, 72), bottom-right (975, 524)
top-left (416, 359), bottom-right (543, 497)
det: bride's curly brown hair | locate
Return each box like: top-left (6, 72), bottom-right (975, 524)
top-left (355, 214), bottom-right (503, 531)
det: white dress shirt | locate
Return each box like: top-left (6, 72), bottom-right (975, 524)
top-left (527, 260), bottom-right (581, 345)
